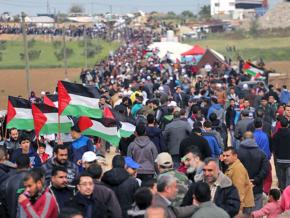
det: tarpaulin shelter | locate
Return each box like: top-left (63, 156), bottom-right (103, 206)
top-left (197, 49), bottom-right (226, 69)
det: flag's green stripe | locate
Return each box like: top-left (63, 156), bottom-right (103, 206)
top-left (245, 69), bottom-right (256, 76)
top-left (62, 104), bottom-right (102, 118)
top-left (119, 129), bottom-right (134, 138)
top-left (7, 119), bottom-right (34, 130)
top-left (82, 128), bottom-right (120, 147)
top-left (40, 122), bottom-right (72, 135)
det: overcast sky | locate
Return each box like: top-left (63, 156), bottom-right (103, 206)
top-left (0, 0), bottom-right (283, 15)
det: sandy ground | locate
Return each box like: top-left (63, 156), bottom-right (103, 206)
top-left (0, 67), bottom-right (81, 109)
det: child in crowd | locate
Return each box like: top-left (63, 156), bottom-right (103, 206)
top-left (38, 143), bottom-right (49, 163)
top-left (251, 188), bottom-right (282, 218)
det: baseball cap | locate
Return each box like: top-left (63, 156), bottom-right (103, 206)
top-left (155, 152), bottom-right (173, 167)
top-left (82, 151), bottom-right (97, 163)
top-left (125, 157), bottom-right (140, 169)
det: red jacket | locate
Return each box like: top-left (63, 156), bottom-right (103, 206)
top-left (39, 153), bottom-right (49, 163)
top-left (19, 189), bottom-right (58, 218)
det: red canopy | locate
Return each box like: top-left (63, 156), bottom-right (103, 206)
top-left (181, 45), bottom-right (205, 56)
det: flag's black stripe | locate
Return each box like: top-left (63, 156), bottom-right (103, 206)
top-left (34, 103), bottom-right (58, 113)
top-left (8, 96), bottom-right (31, 109)
top-left (46, 94), bottom-right (58, 102)
top-left (61, 81), bottom-right (101, 98)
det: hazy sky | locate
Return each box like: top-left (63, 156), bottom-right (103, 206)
top-left (0, 0), bottom-right (283, 15)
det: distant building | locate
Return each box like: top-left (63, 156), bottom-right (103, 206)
top-left (211, 0), bottom-right (268, 18)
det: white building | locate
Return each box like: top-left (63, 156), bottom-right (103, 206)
top-left (211, 0), bottom-right (236, 16)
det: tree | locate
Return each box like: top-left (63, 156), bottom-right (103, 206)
top-left (69, 4), bottom-right (84, 14)
top-left (249, 19), bottom-right (260, 38)
top-left (198, 5), bottom-right (211, 20)
top-left (181, 10), bottom-right (194, 18)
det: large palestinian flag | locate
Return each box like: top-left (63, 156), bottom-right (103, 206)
top-left (243, 62), bottom-right (264, 79)
top-left (58, 81), bottom-right (102, 118)
top-left (6, 96), bottom-right (34, 130)
top-left (78, 116), bottom-right (120, 146)
top-left (43, 94), bottom-right (58, 108)
top-left (32, 103), bottom-right (72, 136)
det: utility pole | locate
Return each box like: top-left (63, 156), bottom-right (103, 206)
top-left (21, 12), bottom-right (31, 97)
top-left (47, 0), bottom-right (50, 14)
top-left (63, 27), bottom-right (68, 80)
top-left (84, 28), bottom-right (88, 69)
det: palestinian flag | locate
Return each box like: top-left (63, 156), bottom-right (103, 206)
top-left (103, 107), bottom-right (136, 138)
top-left (78, 116), bottom-right (120, 146)
top-left (43, 94), bottom-right (58, 108)
top-left (58, 81), bottom-right (102, 118)
top-left (32, 103), bottom-right (72, 136)
top-left (243, 62), bottom-right (264, 79)
top-left (6, 96), bottom-right (34, 130)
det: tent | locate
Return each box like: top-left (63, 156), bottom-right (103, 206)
top-left (181, 45), bottom-right (206, 56)
top-left (197, 49), bottom-right (226, 69)
top-left (148, 42), bottom-right (192, 62)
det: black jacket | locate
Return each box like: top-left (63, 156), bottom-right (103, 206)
top-left (146, 126), bottom-right (167, 153)
top-left (49, 185), bottom-right (74, 209)
top-left (237, 139), bottom-right (268, 194)
top-left (273, 128), bottom-right (290, 162)
top-left (181, 173), bottom-right (240, 218)
top-left (225, 106), bottom-right (236, 129)
top-left (102, 168), bottom-right (139, 218)
top-left (64, 192), bottom-right (107, 218)
top-left (180, 133), bottom-right (212, 160)
top-left (93, 180), bottom-right (122, 218)
top-left (0, 169), bottom-right (29, 218)
top-left (0, 164), bottom-right (10, 186)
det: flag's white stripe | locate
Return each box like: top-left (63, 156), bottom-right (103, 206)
top-left (91, 120), bottom-right (118, 135)
top-left (120, 122), bottom-right (136, 132)
top-left (45, 113), bottom-right (72, 124)
top-left (14, 108), bottom-right (33, 119)
top-left (69, 94), bottom-right (99, 108)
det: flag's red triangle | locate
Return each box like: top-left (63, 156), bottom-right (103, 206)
top-left (103, 107), bottom-right (115, 120)
top-left (6, 99), bottom-right (16, 124)
top-left (32, 104), bottom-right (47, 136)
top-left (58, 81), bottom-right (71, 115)
top-left (43, 95), bottom-right (56, 108)
top-left (78, 116), bottom-right (93, 132)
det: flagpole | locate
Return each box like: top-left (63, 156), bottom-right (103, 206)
top-left (57, 113), bottom-right (61, 143)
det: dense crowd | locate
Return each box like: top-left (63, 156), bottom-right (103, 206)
top-left (1, 26), bottom-right (290, 218)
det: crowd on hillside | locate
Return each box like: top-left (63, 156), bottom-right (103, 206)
top-left (1, 27), bottom-right (290, 218)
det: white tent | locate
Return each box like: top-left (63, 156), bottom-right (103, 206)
top-left (148, 42), bottom-right (192, 62)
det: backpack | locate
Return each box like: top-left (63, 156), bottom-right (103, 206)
top-left (212, 121), bottom-right (228, 148)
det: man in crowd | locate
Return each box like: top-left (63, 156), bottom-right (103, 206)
top-left (18, 168), bottom-right (58, 218)
top-left (127, 123), bottom-right (158, 183)
top-left (238, 131), bottom-right (268, 211)
top-left (223, 147), bottom-right (254, 214)
top-left (102, 155), bottom-right (139, 217)
top-left (87, 163), bottom-right (122, 218)
top-left (1, 154), bottom-right (30, 218)
top-left (155, 152), bottom-right (189, 206)
top-left (42, 144), bottom-right (79, 186)
top-left (182, 158), bottom-right (240, 217)
top-left (4, 128), bottom-right (20, 158)
top-left (64, 172), bottom-right (106, 218)
top-left (163, 111), bottom-right (191, 167)
top-left (49, 166), bottom-right (74, 209)
top-left (273, 117), bottom-right (290, 190)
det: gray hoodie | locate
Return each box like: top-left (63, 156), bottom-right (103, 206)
top-left (127, 136), bottom-right (158, 175)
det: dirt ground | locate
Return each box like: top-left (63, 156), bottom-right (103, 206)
top-left (0, 67), bottom-right (81, 109)
top-left (267, 61), bottom-right (290, 87)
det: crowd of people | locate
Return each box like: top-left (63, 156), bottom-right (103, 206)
top-left (1, 26), bottom-right (290, 218)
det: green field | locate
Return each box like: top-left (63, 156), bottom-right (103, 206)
top-left (185, 36), bottom-right (290, 61)
top-left (0, 39), bottom-right (120, 69)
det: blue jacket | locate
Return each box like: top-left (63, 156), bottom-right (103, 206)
top-left (207, 103), bottom-right (223, 119)
top-left (280, 90), bottom-right (290, 104)
top-left (71, 135), bottom-right (94, 165)
top-left (11, 148), bottom-right (41, 168)
top-left (254, 129), bottom-right (271, 160)
top-left (202, 135), bottom-right (222, 158)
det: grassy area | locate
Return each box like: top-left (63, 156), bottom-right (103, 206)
top-left (0, 39), bottom-right (120, 69)
top-left (184, 36), bottom-right (290, 61)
